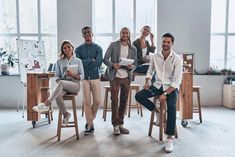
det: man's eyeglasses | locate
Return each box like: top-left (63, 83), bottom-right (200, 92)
top-left (82, 30), bottom-right (92, 35)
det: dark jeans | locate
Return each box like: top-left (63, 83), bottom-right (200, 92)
top-left (134, 64), bottom-right (149, 74)
top-left (110, 77), bottom-right (130, 126)
top-left (135, 86), bottom-right (178, 135)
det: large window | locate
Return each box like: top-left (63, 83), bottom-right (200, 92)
top-left (210, 0), bottom-right (235, 70)
top-left (93, 0), bottom-right (157, 53)
top-left (0, 0), bottom-right (57, 74)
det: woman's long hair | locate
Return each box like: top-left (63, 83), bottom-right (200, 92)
top-left (58, 40), bottom-right (74, 59)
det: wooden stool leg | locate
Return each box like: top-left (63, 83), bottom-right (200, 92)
top-left (82, 101), bottom-right (84, 117)
top-left (48, 112), bottom-right (51, 124)
top-left (159, 103), bottom-right (164, 141)
top-left (175, 126), bottom-right (178, 139)
top-left (72, 97), bottom-right (79, 140)
top-left (103, 89), bottom-right (108, 121)
top-left (48, 105), bottom-right (53, 122)
top-left (137, 103), bottom-right (140, 114)
top-left (57, 111), bottom-right (62, 141)
top-left (148, 111), bottom-right (155, 136)
top-left (136, 89), bottom-right (143, 117)
top-left (50, 110), bottom-right (53, 121)
top-left (139, 103), bottom-right (143, 117)
top-left (136, 90), bottom-right (140, 115)
top-left (197, 90), bottom-right (202, 123)
top-left (128, 90), bottom-right (132, 118)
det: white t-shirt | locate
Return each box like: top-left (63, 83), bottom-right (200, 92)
top-left (116, 45), bottom-right (129, 78)
top-left (142, 47), bottom-right (147, 57)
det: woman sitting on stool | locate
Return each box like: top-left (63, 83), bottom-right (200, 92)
top-left (32, 40), bottom-right (84, 125)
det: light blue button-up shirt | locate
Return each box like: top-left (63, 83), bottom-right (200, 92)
top-left (55, 56), bottom-right (84, 83)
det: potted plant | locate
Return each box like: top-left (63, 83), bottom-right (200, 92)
top-left (0, 47), bottom-right (18, 75)
top-left (220, 68), bottom-right (228, 75)
top-left (227, 69), bottom-right (232, 75)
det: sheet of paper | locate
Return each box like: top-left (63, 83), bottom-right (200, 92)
top-left (186, 55), bottom-right (192, 60)
top-left (119, 58), bottom-right (134, 66)
top-left (67, 64), bottom-right (79, 74)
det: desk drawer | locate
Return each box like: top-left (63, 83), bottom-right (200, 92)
top-left (231, 90), bottom-right (235, 96)
top-left (231, 86), bottom-right (235, 91)
top-left (232, 96), bottom-right (235, 103)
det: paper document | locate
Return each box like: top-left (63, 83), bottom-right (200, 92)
top-left (67, 64), bottom-right (79, 74)
top-left (119, 58), bottom-right (134, 66)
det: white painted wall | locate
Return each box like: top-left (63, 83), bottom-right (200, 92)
top-left (0, 76), bottom-right (24, 108)
top-left (0, 0), bottom-right (226, 108)
top-left (57, 0), bottom-right (92, 49)
top-left (157, 0), bottom-right (211, 73)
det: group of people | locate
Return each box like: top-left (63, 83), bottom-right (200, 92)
top-left (32, 25), bottom-right (183, 153)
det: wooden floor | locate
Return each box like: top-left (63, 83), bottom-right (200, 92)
top-left (0, 106), bottom-right (235, 157)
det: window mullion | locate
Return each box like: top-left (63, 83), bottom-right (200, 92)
top-left (112, 0), bottom-right (115, 41)
top-left (16, 0), bottom-right (20, 39)
top-left (224, 0), bottom-right (229, 69)
top-left (38, 0), bottom-right (41, 41)
top-left (16, 0), bottom-right (20, 74)
top-left (133, 0), bottom-right (136, 39)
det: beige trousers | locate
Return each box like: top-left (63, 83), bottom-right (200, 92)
top-left (48, 80), bottom-right (80, 114)
top-left (82, 79), bottom-right (101, 127)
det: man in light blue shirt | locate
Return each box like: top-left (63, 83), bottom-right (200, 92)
top-left (75, 26), bottom-right (103, 135)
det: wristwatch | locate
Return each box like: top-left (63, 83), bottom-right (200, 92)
top-left (163, 92), bottom-right (168, 96)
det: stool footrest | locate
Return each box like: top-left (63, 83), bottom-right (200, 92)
top-left (153, 122), bottom-right (159, 126)
top-left (61, 125), bottom-right (76, 128)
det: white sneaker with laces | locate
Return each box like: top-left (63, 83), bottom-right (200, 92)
top-left (63, 112), bottom-right (71, 126)
top-left (32, 103), bottom-right (49, 113)
top-left (165, 138), bottom-right (174, 153)
top-left (113, 125), bottom-right (120, 135)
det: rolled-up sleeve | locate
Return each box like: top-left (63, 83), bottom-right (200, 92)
top-left (171, 57), bottom-right (183, 89)
top-left (146, 54), bottom-right (155, 79)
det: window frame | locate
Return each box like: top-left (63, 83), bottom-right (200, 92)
top-left (0, 0), bottom-right (57, 74)
top-left (92, 0), bottom-right (157, 48)
top-left (211, 0), bottom-right (235, 69)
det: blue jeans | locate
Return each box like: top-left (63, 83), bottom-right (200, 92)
top-left (134, 64), bottom-right (149, 74)
top-left (135, 86), bottom-right (178, 135)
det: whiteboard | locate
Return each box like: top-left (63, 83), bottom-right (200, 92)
top-left (17, 39), bottom-right (47, 83)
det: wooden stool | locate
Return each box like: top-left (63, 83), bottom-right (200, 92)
top-left (193, 86), bottom-right (202, 123)
top-left (103, 86), bottom-right (112, 121)
top-left (40, 87), bottom-right (53, 124)
top-left (57, 94), bottom-right (79, 141)
top-left (127, 84), bottom-right (143, 117)
top-left (148, 97), bottom-right (178, 141)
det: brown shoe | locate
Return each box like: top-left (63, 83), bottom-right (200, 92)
top-left (119, 125), bottom-right (129, 134)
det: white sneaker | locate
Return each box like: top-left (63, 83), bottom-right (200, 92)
top-left (63, 112), bottom-right (71, 126)
top-left (113, 125), bottom-right (120, 135)
top-left (32, 103), bottom-right (49, 113)
top-left (165, 139), bottom-right (174, 153)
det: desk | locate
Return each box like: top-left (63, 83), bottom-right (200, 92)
top-left (27, 72), bottom-right (55, 126)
